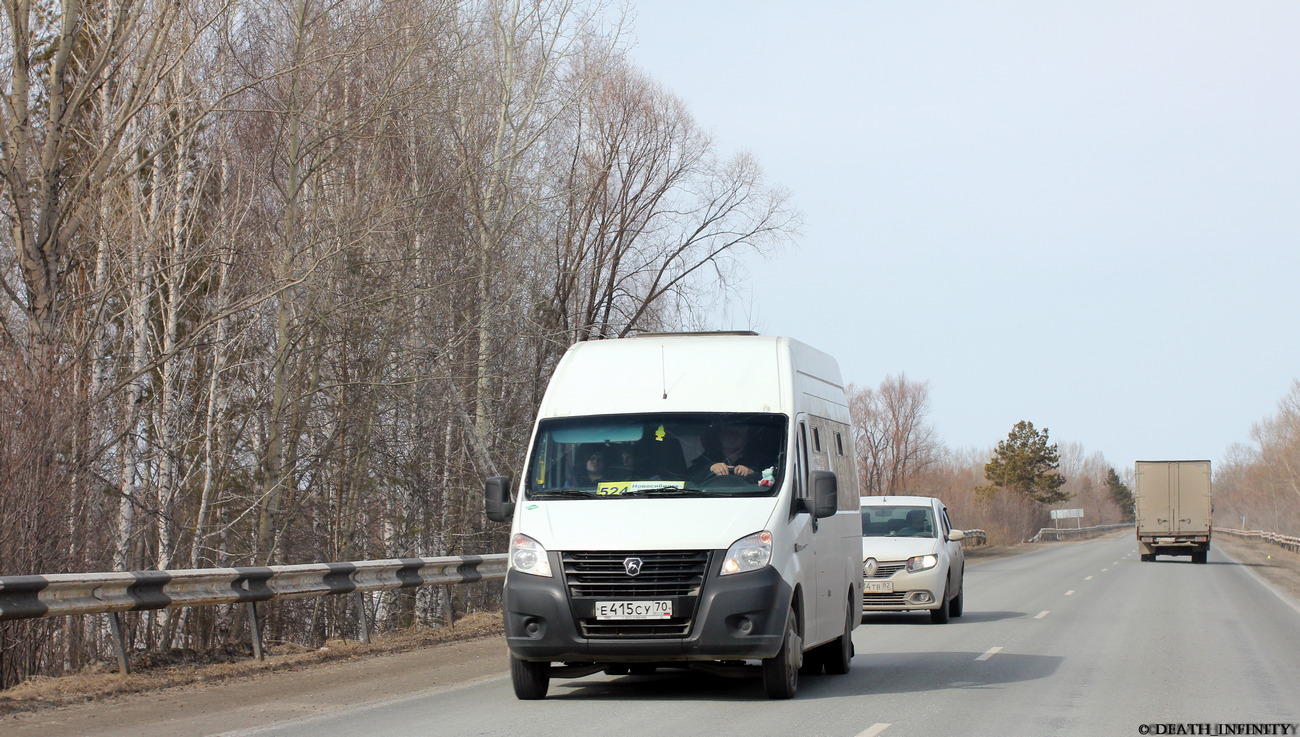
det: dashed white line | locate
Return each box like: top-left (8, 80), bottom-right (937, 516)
top-left (1085, 575), bottom-right (1094, 580)
top-left (1101, 568), bottom-right (1109, 572)
top-left (855, 723), bottom-right (892, 737)
top-left (1065, 590), bottom-right (1076, 596)
top-left (1035, 610), bottom-right (1050, 619)
top-left (975, 646), bottom-right (1003, 661)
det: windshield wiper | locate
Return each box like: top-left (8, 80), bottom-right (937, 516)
top-left (529, 488), bottom-right (597, 499)
top-left (621, 486), bottom-right (700, 497)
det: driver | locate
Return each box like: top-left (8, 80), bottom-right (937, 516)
top-left (689, 423), bottom-right (767, 482)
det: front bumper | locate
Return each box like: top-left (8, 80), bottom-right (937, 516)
top-left (862, 562), bottom-right (945, 611)
top-left (502, 554), bottom-right (791, 664)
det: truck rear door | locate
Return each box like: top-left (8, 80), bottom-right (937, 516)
top-left (1174, 461), bottom-right (1212, 534)
top-left (1137, 462), bottom-right (1175, 535)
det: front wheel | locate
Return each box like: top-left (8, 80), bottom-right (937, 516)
top-left (510, 656), bottom-right (550, 700)
top-left (948, 578), bottom-right (964, 618)
top-left (822, 598), bottom-right (855, 675)
top-left (930, 583), bottom-right (951, 624)
top-left (761, 606), bottom-right (802, 699)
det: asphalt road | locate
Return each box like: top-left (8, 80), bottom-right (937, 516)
top-left (13, 535), bottom-right (1300, 737)
top-left (215, 535), bottom-right (1300, 737)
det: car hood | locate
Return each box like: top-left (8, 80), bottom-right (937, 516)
top-left (861, 536), bottom-right (942, 561)
top-left (516, 497), bottom-right (778, 551)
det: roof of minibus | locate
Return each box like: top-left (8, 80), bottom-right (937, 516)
top-left (537, 333), bottom-right (845, 419)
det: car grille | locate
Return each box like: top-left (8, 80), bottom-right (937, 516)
top-left (862, 592), bottom-right (911, 606)
top-left (579, 618), bottom-right (694, 638)
top-left (864, 560), bottom-right (907, 579)
top-left (562, 550), bottom-right (709, 597)
top-left (561, 550), bottom-right (709, 639)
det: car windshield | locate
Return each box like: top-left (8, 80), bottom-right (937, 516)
top-left (861, 505), bottom-right (936, 538)
top-left (524, 412), bottom-right (787, 500)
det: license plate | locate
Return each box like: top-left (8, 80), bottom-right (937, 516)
top-left (863, 581), bottom-right (894, 593)
top-left (595, 600), bottom-right (672, 619)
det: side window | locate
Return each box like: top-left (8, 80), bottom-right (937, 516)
top-left (795, 421), bottom-right (810, 499)
top-left (812, 426), bottom-right (822, 453)
top-left (835, 431), bottom-right (844, 456)
top-left (941, 508), bottom-right (953, 535)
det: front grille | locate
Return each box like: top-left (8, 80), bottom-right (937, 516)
top-left (862, 592), bottom-right (911, 606)
top-left (864, 560), bottom-right (907, 579)
top-left (562, 550), bottom-right (709, 597)
top-left (580, 618), bottom-right (693, 638)
top-left (562, 550), bottom-right (709, 639)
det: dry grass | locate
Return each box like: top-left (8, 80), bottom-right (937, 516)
top-left (0, 611), bottom-right (503, 715)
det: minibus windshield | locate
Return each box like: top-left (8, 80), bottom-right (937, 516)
top-left (525, 412), bottom-right (788, 500)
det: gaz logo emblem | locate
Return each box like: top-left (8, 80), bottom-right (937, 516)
top-left (623, 557), bottom-right (643, 577)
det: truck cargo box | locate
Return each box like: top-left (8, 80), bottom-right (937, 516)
top-left (1135, 460), bottom-right (1211, 563)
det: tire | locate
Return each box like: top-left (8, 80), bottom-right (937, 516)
top-left (948, 578), bottom-right (964, 618)
top-left (930, 584), bottom-right (951, 624)
top-left (761, 606), bottom-right (801, 699)
top-left (510, 656), bottom-right (550, 700)
top-left (822, 598), bottom-right (854, 676)
top-left (603, 664), bottom-right (629, 676)
top-left (1141, 554), bottom-right (1154, 562)
top-left (1193, 551), bottom-right (1208, 564)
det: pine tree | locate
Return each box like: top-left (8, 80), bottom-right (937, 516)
top-left (978, 420), bottom-right (1071, 505)
top-left (1106, 468), bottom-right (1135, 521)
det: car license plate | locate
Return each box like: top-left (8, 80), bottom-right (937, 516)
top-left (863, 581), bottom-right (893, 593)
top-left (595, 600), bottom-right (672, 619)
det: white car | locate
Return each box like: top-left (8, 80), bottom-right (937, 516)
top-left (859, 495), bottom-right (965, 623)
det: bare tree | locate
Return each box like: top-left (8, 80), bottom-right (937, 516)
top-left (539, 56), bottom-right (796, 344)
top-left (849, 374), bottom-right (940, 495)
top-left (1217, 380), bottom-right (1300, 535)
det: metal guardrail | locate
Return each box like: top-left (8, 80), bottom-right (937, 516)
top-left (1214, 527), bottom-right (1300, 554)
top-left (1029, 523), bottom-right (1134, 543)
top-left (960, 529), bottom-right (988, 547)
top-left (0, 554), bottom-right (508, 674)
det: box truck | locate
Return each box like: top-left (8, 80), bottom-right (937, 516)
top-left (1134, 460), bottom-right (1212, 563)
top-left (485, 332), bottom-right (862, 699)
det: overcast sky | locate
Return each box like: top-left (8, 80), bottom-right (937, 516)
top-left (622, 0), bottom-right (1300, 472)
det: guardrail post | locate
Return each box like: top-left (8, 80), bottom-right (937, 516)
top-left (353, 592), bottom-right (370, 645)
top-left (107, 612), bottom-right (131, 675)
top-left (444, 585), bottom-right (455, 628)
top-left (247, 602), bottom-right (264, 661)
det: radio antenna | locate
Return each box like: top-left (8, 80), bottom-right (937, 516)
top-left (661, 346), bottom-right (668, 399)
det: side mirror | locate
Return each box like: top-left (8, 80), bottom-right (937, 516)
top-left (811, 471), bottom-right (838, 519)
top-left (948, 529), bottom-right (966, 542)
top-left (485, 475), bottom-right (515, 523)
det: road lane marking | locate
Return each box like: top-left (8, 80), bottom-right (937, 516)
top-left (1101, 568), bottom-right (1109, 572)
top-left (975, 646), bottom-right (1003, 661)
top-left (855, 724), bottom-right (892, 737)
top-left (1065, 590), bottom-right (1075, 595)
top-left (1035, 610), bottom-right (1050, 619)
top-left (1085, 575), bottom-right (1094, 580)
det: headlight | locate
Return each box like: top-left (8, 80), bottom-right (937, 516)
top-left (906, 554), bottom-right (938, 573)
top-left (721, 531), bottom-right (773, 575)
top-left (510, 533), bottom-right (553, 577)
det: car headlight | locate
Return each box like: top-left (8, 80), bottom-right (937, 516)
top-left (510, 533), bottom-right (553, 577)
top-left (721, 531), bottom-right (773, 575)
top-left (906, 554), bottom-right (938, 573)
